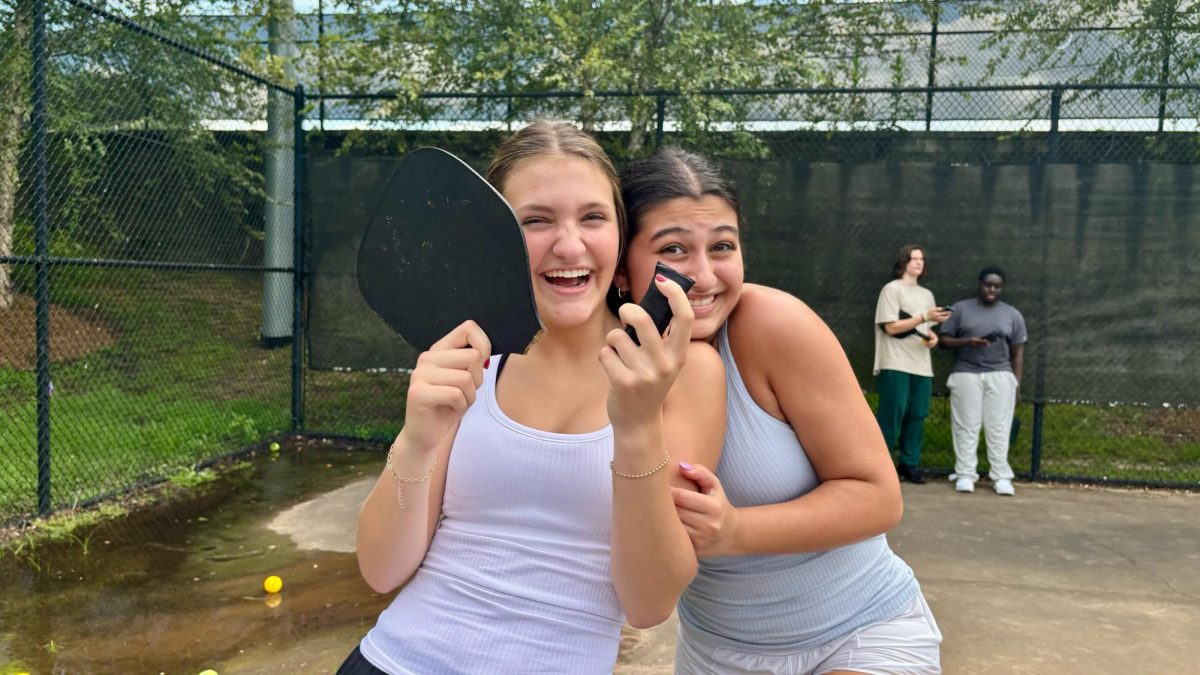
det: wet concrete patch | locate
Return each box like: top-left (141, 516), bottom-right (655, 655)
top-left (268, 477), bottom-right (375, 553)
top-left (0, 445), bottom-right (394, 674)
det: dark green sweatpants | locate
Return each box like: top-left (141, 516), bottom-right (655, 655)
top-left (876, 369), bottom-right (933, 468)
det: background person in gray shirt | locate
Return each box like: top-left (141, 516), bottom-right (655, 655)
top-left (937, 266), bottom-right (1027, 495)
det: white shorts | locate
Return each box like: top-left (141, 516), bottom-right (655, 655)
top-left (674, 593), bottom-right (942, 675)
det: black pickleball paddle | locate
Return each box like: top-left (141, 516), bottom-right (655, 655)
top-left (356, 147), bottom-right (541, 355)
top-left (894, 310), bottom-right (931, 341)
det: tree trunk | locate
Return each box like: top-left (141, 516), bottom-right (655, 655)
top-left (579, 73), bottom-right (597, 133)
top-left (625, 0), bottom-right (670, 156)
top-left (626, 98), bottom-right (653, 156)
top-left (0, 0), bottom-right (32, 310)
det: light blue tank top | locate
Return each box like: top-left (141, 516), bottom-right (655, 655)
top-left (677, 323), bottom-right (919, 654)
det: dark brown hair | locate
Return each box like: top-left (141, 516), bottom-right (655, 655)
top-left (619, 147), bottom-right (742, 240)
top-left (892, 244), bottom-right (926, 281)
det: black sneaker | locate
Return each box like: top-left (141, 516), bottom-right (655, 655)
top-left (897, 464), bottom-right (926, 484)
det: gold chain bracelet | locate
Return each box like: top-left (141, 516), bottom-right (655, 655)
top-left (610, 450), bottom-right (671, 480)
top-left (385, 446), bottom-right (436, 510)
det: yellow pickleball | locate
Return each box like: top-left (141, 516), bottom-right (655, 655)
top-left (269, 442), bottom-right (281, 452)
top-left (263, 575), bottom-right (283, 594)
top-left (199, 670), bottom-right (219, 675)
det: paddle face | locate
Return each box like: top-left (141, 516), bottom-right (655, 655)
top-left (356, 148), bottom-right (541, 355)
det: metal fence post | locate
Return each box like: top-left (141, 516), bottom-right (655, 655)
top-left (292, 85), bottom-right (306, 431)
top-left (655, 94), bottom-right (666, 149)
top-left (31, 0), bottom-right (51, 516)
top-left (317, 0), bottom-right (326, 131)
top-left (1030, 401), bottom-right (1044, 479)
top-left (1048, 88), bottom-right (1062, 157)
top-left (1029, 87), bottom-right (1062, 480)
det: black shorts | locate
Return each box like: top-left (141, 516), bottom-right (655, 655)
top-left (336, 645), bottom-right (387, 675)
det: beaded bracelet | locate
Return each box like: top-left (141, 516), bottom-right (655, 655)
top-left (610, 450), bottom-right (671, 480)
top-left (385, 447), bottom-right (436, 509)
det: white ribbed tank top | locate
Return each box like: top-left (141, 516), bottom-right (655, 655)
top-left (360, 358), bottom-right (624, 674)
top-left (677, 323), bottom-right (919, 654)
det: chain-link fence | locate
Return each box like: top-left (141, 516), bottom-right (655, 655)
top-left (0, 0), bottom-right (302, 524)
top-left (3, 3), bottom-right (1198, 527)
top-left (303, 85), bottom-right (1200, 489)
top-left (290, 1), bottom-right (1199, 130)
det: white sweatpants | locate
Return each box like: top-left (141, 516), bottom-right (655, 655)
top-left (947, 370), bottom-right (1018, 482)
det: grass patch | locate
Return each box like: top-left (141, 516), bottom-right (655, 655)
top-left (865, 393), bottom-right (1199, 484)
top-left (0, 269), bottom-right (294, 519)
top-left (0, 503), bottom-right (128, 572)
top-left (303, 369), bottom-right (408, 441)
top-left (165, 466), bottom-right (219, 489)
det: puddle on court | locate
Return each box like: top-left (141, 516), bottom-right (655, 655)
top-left (0, 440), bottom-right (393, 674)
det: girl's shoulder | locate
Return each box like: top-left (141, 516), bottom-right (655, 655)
top-left (680, 338), bottom-right (724, 382)
top-left (730, 284), bottom-right (815, 334)
top-left (728, 285), bottom-right (826, 367)
top-left (726, 285), bottom-right (825, 419)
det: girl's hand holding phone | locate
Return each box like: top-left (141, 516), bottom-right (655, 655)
top-left (600, 274), bottom-right (695, 430)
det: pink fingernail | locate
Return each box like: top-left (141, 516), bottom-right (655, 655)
top-left (655, 273), bottom-right (667, 282)
top-left (680, 462), bottom-right (694, 471)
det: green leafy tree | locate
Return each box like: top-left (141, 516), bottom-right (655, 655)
top-left (961, 0), bottom-right (1200, 123)
top-left (0, 0), bottom-right (273, 306)
top-left (0, 0), bottom-right (945, 308)
top-left (302, 1), bottom-right (932, 157)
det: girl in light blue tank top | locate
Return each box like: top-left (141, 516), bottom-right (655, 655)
top-left (618, 149), bottom-right (942, 673)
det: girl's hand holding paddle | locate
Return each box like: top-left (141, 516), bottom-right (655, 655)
top-left (396, 320), bottom-right (492, 458)
top-left (600, 275), bottom-right (695, 430)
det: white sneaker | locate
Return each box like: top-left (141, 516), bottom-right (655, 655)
top-left (994, 479), bottom-right (1015, 496)
top-left (955, 477), bottom-right (975, 493)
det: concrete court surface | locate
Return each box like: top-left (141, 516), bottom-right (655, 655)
top-left (261, 478), bottom-right (1199, 674)
top-left (616, 481), bottom-right (1200, 674)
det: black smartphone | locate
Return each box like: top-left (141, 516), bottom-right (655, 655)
top-left (625, 262), bottom-right (696, 346)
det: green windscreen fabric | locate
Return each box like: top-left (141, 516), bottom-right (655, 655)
top-left (307, 156), bottom-right (418, 371)
top-left (306, 141), bottom-right (1199, 406)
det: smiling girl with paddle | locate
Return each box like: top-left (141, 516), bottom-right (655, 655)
top-left (339, 122), bottom-right (725, 674)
